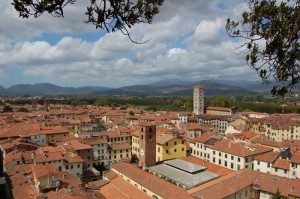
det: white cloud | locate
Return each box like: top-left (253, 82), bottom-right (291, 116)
top-left (0, 0), bottom-right (262, 88)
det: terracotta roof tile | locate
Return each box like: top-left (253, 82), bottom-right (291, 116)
top-left (291, 151), bottom-right (300, 163)
top-left (272, 158), bottom-right (290, 170)
top-left (211, 140), bottom-right (273, 157)
top-left (254, 151), bottom-right (281, 163)
top-left (100, 176), bottom-right (152, 199)
top-left (112, 162), bottom-right (192, 199)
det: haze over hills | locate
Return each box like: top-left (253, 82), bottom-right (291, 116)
top-left (0, 80), bottom-right (271, 97)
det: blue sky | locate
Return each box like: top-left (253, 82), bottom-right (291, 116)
top-left (0, 0), bottom-right (261, 88)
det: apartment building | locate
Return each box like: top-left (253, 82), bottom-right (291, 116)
top-left (82, 138), bottom-right (108, 166)
top-left (197, 114), bottom-right (233, 134)
top-left (205, 106), bottom-right (238, 116)
top-left (33, 147), bottom-right (84, 178)
top-left (254, 151), bottom-right (300, 179)
top-left (132, 129), bottom-right (187, 163)
top-left (156, 134), bottom-right (187, 162)
top-left (191, 138), bottom-right (273, 171)
top-left (59, 140), bottom-right (94, 169)
top-left (189, 132), bottom-right (219, 162)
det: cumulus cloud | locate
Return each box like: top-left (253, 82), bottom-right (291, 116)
top-left (0, 0), bottom-right (262, 88)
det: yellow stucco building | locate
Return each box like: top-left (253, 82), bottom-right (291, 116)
top-left (132, 132), bottom-right (187, 162)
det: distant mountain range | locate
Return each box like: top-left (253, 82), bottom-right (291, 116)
top-left (0, 80), bottom-right (275, 97)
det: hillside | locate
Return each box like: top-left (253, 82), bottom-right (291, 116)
top-left (0, 80), bottom-right (257, 97)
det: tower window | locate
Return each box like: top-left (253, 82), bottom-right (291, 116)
top-left (149, 127), bottom-right (152, 132)
top-left (141, 135), bottom-right (143, 139)
top-left (149, 134), bottom-right (152, 139)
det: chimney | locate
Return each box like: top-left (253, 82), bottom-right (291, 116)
top-left (253, 184), bottom-right (261, 199)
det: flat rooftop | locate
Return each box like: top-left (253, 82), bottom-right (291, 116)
top-left (149, 159), bottom-right (220, 190)
top-left (165, 159), bottom-right (206, 173)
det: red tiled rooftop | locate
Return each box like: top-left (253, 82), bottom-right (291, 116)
top-left (211, 140), bottom-right (273, 157)
top-left (291, 151), bottom-right (300, 163)
top-left (100, 175), bottom-right (152, 199)
top-left (272, 158), bottom-right (290, 170)
top-left (254, 151), bottom-right (281, 163)
top-left (112, 162), bottom-right (192, 199)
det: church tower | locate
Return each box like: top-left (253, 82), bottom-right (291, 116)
top-left (138, 123), bottom-right (156, 168)
top-left (193, 85), bottom-right (204, 115)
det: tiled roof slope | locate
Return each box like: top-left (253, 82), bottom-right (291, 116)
top-left (112, 162), bottom-right (193, 199)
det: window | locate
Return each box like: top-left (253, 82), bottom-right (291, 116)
top-left (158, 147), bottom-right (160, 152)
top-left (238, 157), bottom-right (240, 162)
top-left (225, 154), bottom-right (227, 158)
top-left (218, 159), bottom-right (221, 165)
top-left (149, 134), bottom-right (152, 139)
top-left (245, 157), bottom-right (248, 163)
top-left (182, 148), bottom-right (184, 151)
top-left (166, 150), bottom-right (169, 154)
top-left (231, 155), bottom-right (234, 160)
top-left (71, 165), bottom-right (74, 169)
top-left (77, 164), bottom-right (80, 168)
top-left (166, 142), bottom-right (168, 146)
top-left (174, 149), bottom-right (177, 152)
top-left (213, 151), bottom-right (216, 155)
top-left (257, 161), bottom-right (260, 165)
top-left (224, 161), bottom-right (227, 167)
top-left (182, 141), bottom-right (184, 144)
top-left (213, 158), bottom-right (215, 163)
top-left (237, 165), bottom-right (240, 170)
top-left (219, 152), bottom-right (221, 157)
top-left (231, 163), bottom-right (234, 169)
top-left (174, 141), bottom-right (177, 145)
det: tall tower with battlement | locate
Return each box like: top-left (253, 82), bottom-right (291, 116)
top-left (193, 85), bottom-right (204, 115)
top-left (138, 123), bottom-right (156, 168)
